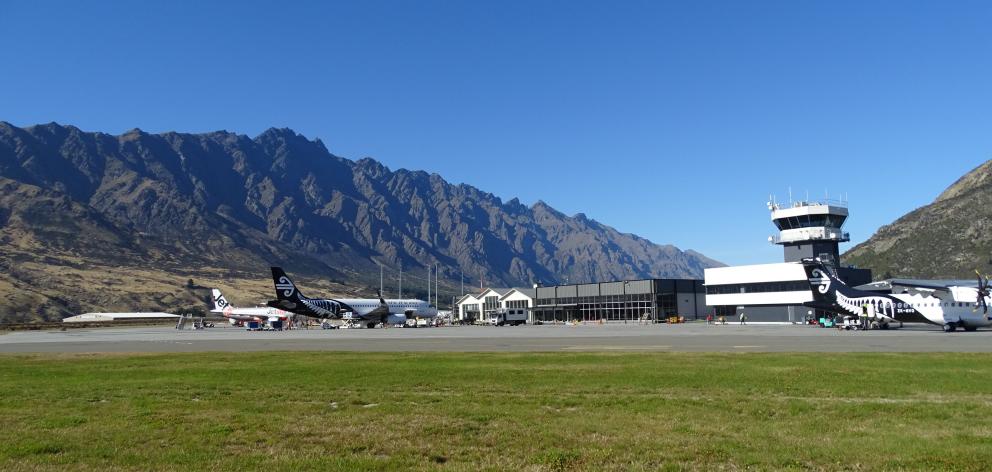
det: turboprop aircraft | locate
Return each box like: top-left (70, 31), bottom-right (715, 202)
top-left (266, 267), bottom-right (437, 328)
top-left (211, 288), bottom-right (292, 326)
top-left (802, 258), bottom-right (992, 332)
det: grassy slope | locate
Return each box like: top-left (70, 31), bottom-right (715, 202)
top-left (1, 353), bottom-right (991, 471)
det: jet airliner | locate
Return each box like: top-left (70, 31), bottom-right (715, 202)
top-left (211, 288), bottom-right (292, 327)
top-left (266, 267), bottom-right (437, 328)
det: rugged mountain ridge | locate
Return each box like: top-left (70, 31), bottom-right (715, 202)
top-left (0, 121), bottom-right (721, 321)
top-left (844, 160), bottom-right (992, 279)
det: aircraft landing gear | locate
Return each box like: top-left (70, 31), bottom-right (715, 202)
top-left (964, 326), bottom-right (978, 332)
top-left (943, 322), bottom-right (957, 333)
top-left (367, 322), bottom-right (377, 329)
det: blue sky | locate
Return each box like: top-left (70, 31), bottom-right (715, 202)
top-left (2, 1), bottom-right (990, 265)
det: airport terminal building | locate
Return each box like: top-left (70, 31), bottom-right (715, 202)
top-left (456, 278), bottom-right (708, 324)
top-left (533, 279), bottom-right (707, 323)
top-left (456, 198), bottom-right (872, 325)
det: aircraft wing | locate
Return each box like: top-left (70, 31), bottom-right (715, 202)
top-left (889, 279), bottom-right (977, 291)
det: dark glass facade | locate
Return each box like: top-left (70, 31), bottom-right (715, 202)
top-left (531, 278), bottom-right (706, 323)
top-left (706, 281), bottom-right (809, 294)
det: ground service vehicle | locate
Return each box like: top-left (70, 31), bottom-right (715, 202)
top-left (490, 309), bottom-right (527, 326)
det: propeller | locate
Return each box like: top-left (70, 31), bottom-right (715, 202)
top-left (975, 270), bottom-right (990, 314)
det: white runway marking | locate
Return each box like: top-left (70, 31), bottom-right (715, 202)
top-left (561, 345), bottom-right (671, 351)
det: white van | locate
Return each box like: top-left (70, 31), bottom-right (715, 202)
top-left (489, 309), bottom-right (527, 326)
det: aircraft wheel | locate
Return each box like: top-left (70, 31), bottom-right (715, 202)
top-left (964, 326), bottom-right (978, 332)
top-left (943, 323), bottom-right (957, 333)
top-left (367, 322), bottom-right (376, 329)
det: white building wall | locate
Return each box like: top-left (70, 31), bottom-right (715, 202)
top-left (707, 291), bottom-right (813, 306)
top-left (500, 290), bottom-right (535, 323)
top-left (455, 295), bottom-right (482, 321)
top-left (704, 262), bottom-right (814, 307)
top-left (705, 262), bottom-right (808, 285)
top-left (500, 291), bottom-right (533, 307)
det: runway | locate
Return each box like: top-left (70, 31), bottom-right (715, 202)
top-left (2, 323), bottom-right (991, 353)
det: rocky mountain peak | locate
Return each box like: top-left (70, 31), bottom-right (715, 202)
top-left (936, 160), bottom-right (992, 203)
top-left (0, 122), bottom-right (723, 321)
top-left (844, 158), bottom-right (992, 279)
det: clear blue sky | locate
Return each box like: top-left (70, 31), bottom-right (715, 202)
top-left (2, 1), bottom-right (990, 265)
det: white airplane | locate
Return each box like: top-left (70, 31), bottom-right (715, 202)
top-left (266, 267), bottom-right (438, 328)
top-left (802, 258), bottom-right (992, 332)
top-left (211, 288), bottom-right (292, 327)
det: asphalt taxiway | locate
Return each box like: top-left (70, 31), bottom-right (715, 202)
top-left (2, 323), bottom-right (991, 353)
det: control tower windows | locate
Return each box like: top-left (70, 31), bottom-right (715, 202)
top-left (773, 214), bottom-right (847, 230)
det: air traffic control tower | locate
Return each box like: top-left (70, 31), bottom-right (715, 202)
top-left (767, 199), bottom-right (850, 267)
top-left (703, 197), bottom-right (871, 322)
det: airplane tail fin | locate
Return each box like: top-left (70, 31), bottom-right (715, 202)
top-left (211, 288), bottom-right (230, 313)
top-left (271, 267), bottom-right (305, 303)
top-left (800, 258), bottom-right (841, 305)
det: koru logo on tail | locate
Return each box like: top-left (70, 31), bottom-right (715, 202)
top-left (276, 276), bottom-right (296, 297)
top-left (809, 269), bottom-right (831, 294)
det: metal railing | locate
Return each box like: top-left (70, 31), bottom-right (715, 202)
top-left (770, 231), bottom-right (850, 244)
top-left (769, 198), bottom-right (848, 210)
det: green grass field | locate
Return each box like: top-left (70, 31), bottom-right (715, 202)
top-left (1, 352), bottom-right (991, 471)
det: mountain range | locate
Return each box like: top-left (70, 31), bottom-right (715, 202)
top-left (844, 160), bottom-right (992, 279)
top-left (0, 122), bottom-right (722, 321)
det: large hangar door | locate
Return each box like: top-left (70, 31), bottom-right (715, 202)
top-left (656, 280), bottom-right (677, 318)
top-left (676, 279), bottom-right (698, 319)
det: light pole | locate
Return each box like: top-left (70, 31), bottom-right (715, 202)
top-left (623, 281), bottom-right (629, 324)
